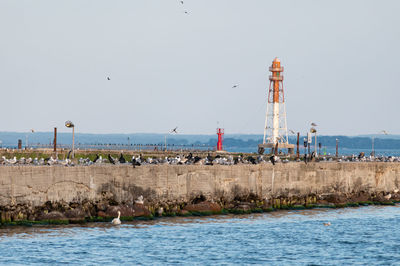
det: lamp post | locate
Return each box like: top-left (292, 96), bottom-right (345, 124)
top-left (310, 127), bottom-right (317, 157)
top-left (335, 138), bottom-right (339, 158)
top-left (65, 120), bottom-right (75, 158)
top-left (372, 130), bottom-right (388, 157)
top-left (25, 129), bottom-right (34, 149)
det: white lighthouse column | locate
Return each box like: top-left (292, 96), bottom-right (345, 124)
top-left (273, 102), bottom-right (280, 144)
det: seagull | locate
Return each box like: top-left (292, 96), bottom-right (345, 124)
top-left (9, 157), bottom-right (17, 164)
top-left (269, 155), bottom-right (276, 165)
top-left (108, 154), bottom-right (116, 164)
top-left (311, 122), bottom-right (317, 127)
top-left (384, 193), bottom-right (392, 200)
top-left (232, 84), bottom-right (239, 88)
top-left (107, 77), bottom-right (111, 80)
top-left (135, 195), bottom-right (144, 204)
top-left (184, 11), bottom-right (189, 14)
top-left (382, 130), bottom-right (388, 135)
top-left (171, 127), bottom-right (178, 134)
top-left (119, 153), bottom-right (126, 164)
top-left (180, 0), bottom-right (184, 4)
top-left (289, 129), bottom-right (296, 135)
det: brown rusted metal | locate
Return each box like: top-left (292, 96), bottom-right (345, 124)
top-left (54, 127), bottom-right (57, 152)
top-left (296, 132), bottom-right (300, 159)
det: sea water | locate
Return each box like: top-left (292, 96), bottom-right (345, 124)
top-left (0, 205), bottom-right (399, 265)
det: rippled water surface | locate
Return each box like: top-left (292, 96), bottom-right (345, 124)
top-left (1, 205), bottom-right (400, 265)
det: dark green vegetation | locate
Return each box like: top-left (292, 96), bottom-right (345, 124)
top-left (1, 199), bottom-right (398, 227)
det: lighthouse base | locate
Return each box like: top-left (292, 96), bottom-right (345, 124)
top-left (258, 143), bottom-right (295, 155)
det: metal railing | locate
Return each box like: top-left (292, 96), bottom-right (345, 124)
top-left (2, 143), bottom-right (214, 152)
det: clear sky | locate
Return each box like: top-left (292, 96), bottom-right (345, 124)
top-left (1, 0), bottom-right (399, 136)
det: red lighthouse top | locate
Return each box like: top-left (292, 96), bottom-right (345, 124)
top-left (268, 57), bottom-right (284, 104)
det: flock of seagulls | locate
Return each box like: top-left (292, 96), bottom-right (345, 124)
top-left (2, 152), bottom-right (400, 167)
top-left (0, 153), bottom-right (283, 166)
top-left (1, 156), bottom-right (71, 166)
top-left (324, 154), bottom-right (400, 163)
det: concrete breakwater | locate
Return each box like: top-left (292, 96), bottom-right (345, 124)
top-left (0, 163), bottom-right (399, 224)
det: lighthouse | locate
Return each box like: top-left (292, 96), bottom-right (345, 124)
top-left (216, 128), bottom-right (224, 152)
top-left (258, 58), bottom-right (294, 154)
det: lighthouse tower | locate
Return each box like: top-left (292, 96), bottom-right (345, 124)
top-left (258, 58), bottom-right (294, 154)
top-left (216, 128), bottom-right (224, 152)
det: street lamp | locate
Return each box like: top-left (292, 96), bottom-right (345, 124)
top-left (65, 120), bottom-right (75, 158)
top-left (25, 129), bottom-right (34, 149)
top-left (371, 130), bottom-right (388, 156)
top-left (310, 123), bottom-right (318, 157)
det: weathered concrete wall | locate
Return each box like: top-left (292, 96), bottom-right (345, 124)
top-left (0, 162), bottom-right (399, 207)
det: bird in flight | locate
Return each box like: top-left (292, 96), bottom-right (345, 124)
top-left (289, 129), bottom-right (296, 135)
top-left (311, 122), bottom-right (317, 127)
top-left (180, 0), bottom-right (184, 4)
top-left (232, 84), bottom-right (239, 88)
top-left (171, 127), bottom-right (178, 134)
top-left (382, 130), bottom-right (388, 135)
top-left (184, 11), bottom-right (189, 14)
top-left (107, 77), bottom-right (111, 80)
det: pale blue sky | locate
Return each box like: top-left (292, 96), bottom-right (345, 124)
top-left (1, 0), bottom-right (399, 135)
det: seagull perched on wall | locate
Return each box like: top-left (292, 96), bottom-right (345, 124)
top-left (108, 154), bottom-right (116, 164)
top-left (384, 193), bottom-right (392, 200)
top-left (119, 153), bottom-right (126, 164)
top-left (135, 195), bottom-right (144, 204)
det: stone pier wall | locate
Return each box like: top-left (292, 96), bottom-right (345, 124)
top-left (0, 162), bottom-right (399, 207)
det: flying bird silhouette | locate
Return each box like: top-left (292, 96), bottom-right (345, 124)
top-left (232, 84), bottom-right (239, 88)
top-left (107, 77), bottom-right (111, 80)
top-left (311, 122), bottom-right (317, 127)
top-left (171, 127), bottom-right (178, 134)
